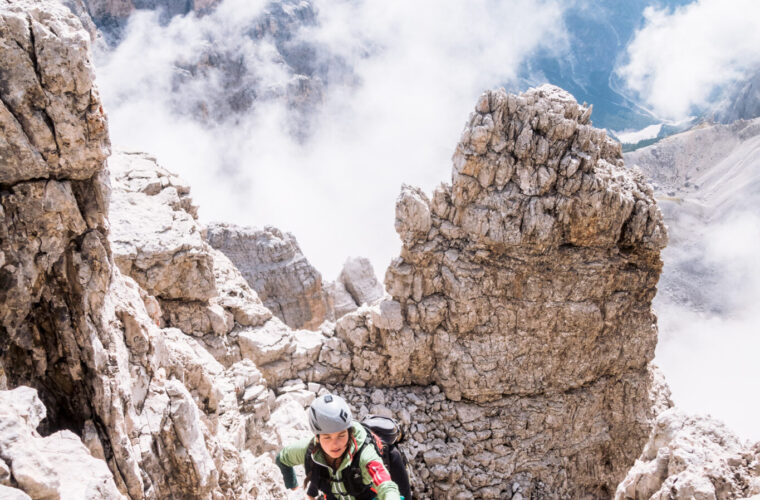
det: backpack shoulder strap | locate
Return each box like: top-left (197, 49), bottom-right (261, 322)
top-left (305, 439), bottom-right (337, 498)
top-left (304, 439), bottom-right (316, 476)
top-left (361, 423), bottom-right (391, 464)
top-left (342, 430), bottom-right (377, 499)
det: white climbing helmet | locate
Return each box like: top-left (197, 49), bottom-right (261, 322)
top-left (308, 394), bottom-right (353, 435)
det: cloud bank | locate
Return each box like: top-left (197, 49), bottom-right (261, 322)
top-left (655, 210), bottom-right (760, 441)
top-left (617, 0), bottom-right (760, 121)
top-left (95, 0), bottom-right (568, 279)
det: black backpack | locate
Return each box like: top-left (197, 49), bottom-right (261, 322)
top-left (304, 415), bottom-right (411, 500)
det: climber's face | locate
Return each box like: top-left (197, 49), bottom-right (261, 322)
top-left (319, 429), bottom-right (350, 459)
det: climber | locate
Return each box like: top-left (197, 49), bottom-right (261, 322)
top-left (275, 394), bottom-right (407, 500)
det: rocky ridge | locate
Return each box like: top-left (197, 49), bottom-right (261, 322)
top-left (0, 2), bottom-right (301, 498)
top-left (4, 1), bottom-right (758, 499)
top-left (205, 223), bottom-right (331, 330)
top-left (359, 85), bottom-right (670, 497)
top-left (0, 386), bottom-right (124, 499)
top-left (206, 223), bottom-right (385, 330)
top-left (616, 410), bottom-right (760, 500)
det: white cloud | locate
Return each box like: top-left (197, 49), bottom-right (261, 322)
top-left (655, 210), bottom-right (760, 441)
top-left (614, 123), bottom-right (662, 144)
top-left (95, 0), bottom-right (568, 279)
top-left (617, 0), bottom-right (760, 121)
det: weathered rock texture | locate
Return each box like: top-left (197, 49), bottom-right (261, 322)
top-left (0, 2), bottom-right (684, 497)
top-left (0, 0), bottom-right (111, 438)
top-left (98, 84), bottom-right (675, 498)
top-left (384, 85), bottom-right (667, 400)
top-left (109, 151), bottom-right (215, 302)
top-left (0, 386), bottom-right (124, 499)
top-left (338, 256), bottom-right (384, 307)
top-left (0, 3), bottom-right (303, 498)
top-left (0, 0), bottom-right (109, 185)
top-left (206, 223), bottom-right (331, 330)
top-left (616, 409), bottom-right (760, 500)
top-left (322, 85), bottom-right (668, 497)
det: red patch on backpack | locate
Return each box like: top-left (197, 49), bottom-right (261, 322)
top-left (367, 460), bottom-right (391, 486)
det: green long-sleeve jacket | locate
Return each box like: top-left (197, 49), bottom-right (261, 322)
top-left (276, 421), bottom-right (402, 500)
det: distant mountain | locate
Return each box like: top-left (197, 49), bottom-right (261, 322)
top-left (711, 67), bottom-right (760, 124)
top-left (515, 0), bottom-right (693, 133)
top-left (624, 118), bottom-right (760, 313)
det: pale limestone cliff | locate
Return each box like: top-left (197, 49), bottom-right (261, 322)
top-left (616, 410), bottom-right (760, 500)
top-left (0, 386), bottom-right (124, 499)
top-left (338, 256), bottom-right (385, 307)
top-left (282, 85), bottom-right (671, 498)
top-left (0, 3), bottom-right (299, 498)
top-left (206, 223), bottom-right (331, 330)
top-left (0, 2), bottom-right (719, 498)
top-left (104, 85), bottom-right (673, 498)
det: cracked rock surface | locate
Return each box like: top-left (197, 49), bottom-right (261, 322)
top-left (3, 2), bottom-right (722, 498)
top-left (0, 3), bottom-right (301, 498)
top-left (0, 386), bottom-right (124, 500)
top-left (616, 409), bottom-right (760, 500)
top-left (332, 85), bottom-right (669, 497)
top-left (109, 151), bottom-right (216, 302)
top-left (206, 223), bottom-right (331, 330)
top-left (0, 0), bottom-right (109, 185)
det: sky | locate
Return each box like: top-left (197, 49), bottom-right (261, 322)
top-left (94, 0), bottom-right (760, 441)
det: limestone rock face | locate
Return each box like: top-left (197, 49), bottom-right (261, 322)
top-left (347, 85), bottom-right (668, 496)
top-left (58, 0), bottom-right (98, 41)
top-left (207, 223), bottom-right (330, 330)
top-left (338, 256), bottom-right (385, 307)
top-left (382, 85), bottom-right (667, 398)
top-left (0, 386), bottom-right (124, 500)
top-left (324, 279), bottom-right (359, 318)
top-left (0, 3), bottom-right (687, 496)
top-left (0, 0), bottom-right (109, 186)
top-left (334, 372), bottom-right (672, 500)
top-left (107, 152), bottom-right (277, 342)
top-left (616, 410), bottom-right (760, 500)
top-left (0, 0), bottom-right (112, 440)
top-left (109, 151), bottom-right (215, 302)
top-left (0, 3), bottom-right (299, 498)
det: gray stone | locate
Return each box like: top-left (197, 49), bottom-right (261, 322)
top-left (338, 257), bottom-right (385, 306)
top-left (207, 223), bottom-right (330, 330)
top-left (0, 0), bottom-right (109, 186)
top-left (0, 458), bottom-right (8, 486)
top-left (109, 151), bottom-right (216, 302)
top-left (616, 409), bottom-right (760, 500)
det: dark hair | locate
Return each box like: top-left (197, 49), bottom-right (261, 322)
top-left (303, 427), bottom-right (354, 491)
